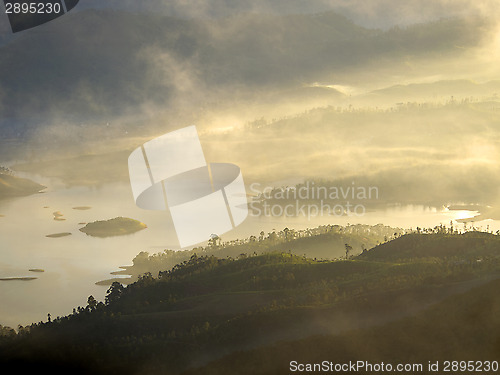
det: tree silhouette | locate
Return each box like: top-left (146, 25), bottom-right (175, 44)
top-left (106, 282), bottom-right (125, 305)
top-left (344, 243), bottom-right (352, 259)
top-left (87, 295), bottom-right (98, 311)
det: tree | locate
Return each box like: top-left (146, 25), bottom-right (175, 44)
top-left (283, 227), bottom-right (290, 241)
top-left (138, 272), bottom-right (154, 286)
top-left (208, 234), bottom-right (220, 248)
top-left (344, 243), bottom-right (352, 259)
top-left (87, 295), bottom-right (98, 311)
top-left (132, 251), bottom-right (149, 267)
top-left (0, 325), bottom-right (16, 338)
top-left (106, 282), bottom-right (125, 305)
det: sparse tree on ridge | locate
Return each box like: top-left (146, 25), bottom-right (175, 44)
top-left (345, 243), bottom-right (352, 259)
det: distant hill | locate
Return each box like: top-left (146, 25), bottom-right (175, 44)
top-left (0, 173), bottom-right (45, 199)
top-left (234, 98), bottom-right (500, 206)
top-left (265, 85), bottom-right (346, 107)
top-left (0, 10), bottom-right (491, 135)
top-left (365, 79), bottom-right (500, 103)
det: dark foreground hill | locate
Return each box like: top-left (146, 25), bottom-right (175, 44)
top-left (184, 277), bottom-right (500, 375)
top-left (0, 232), bottom-right (499, 374)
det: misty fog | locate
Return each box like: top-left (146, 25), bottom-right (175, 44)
top-left (1, 0), bottom-right (500, 331)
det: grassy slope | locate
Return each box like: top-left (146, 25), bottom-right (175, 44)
top-left (103, 224), bottom-right (399, 285)
top-left (359, 231), bottom-right (499, 262)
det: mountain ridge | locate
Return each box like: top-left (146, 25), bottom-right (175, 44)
top-left (0, 9), bottom-right (491, 136)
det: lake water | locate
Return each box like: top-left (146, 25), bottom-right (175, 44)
top-left (0, 177), bottom-right (495, 328)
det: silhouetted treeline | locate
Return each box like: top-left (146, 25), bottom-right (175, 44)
top-left (117, 223), bottom-right (402, 284)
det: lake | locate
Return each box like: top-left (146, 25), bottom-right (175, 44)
top-left (0, 176), bottom-right (494, 328)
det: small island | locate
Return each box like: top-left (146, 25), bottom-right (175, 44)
top-left (73, 206), bottom-right (92, 210)
top-left (96, 266), bottom-right (136, 286)
top-left (53, 211), bottom-right (66, 221)
top-left (46, 233), bottom-right (72, 238)
top-left (29, 269), bottom-right (45, 273)
top-left (79, 217), bottom-right (147, 238)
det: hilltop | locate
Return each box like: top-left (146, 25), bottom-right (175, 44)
top-left (359, 231), bottom-right (499, 262)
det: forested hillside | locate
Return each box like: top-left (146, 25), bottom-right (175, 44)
top-left (0, 231), bottom-right (498, 374)
top-left (107, 223), bottom-right (401, 285)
